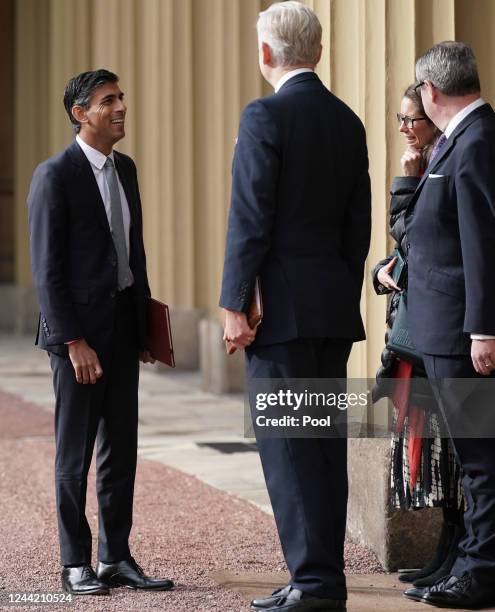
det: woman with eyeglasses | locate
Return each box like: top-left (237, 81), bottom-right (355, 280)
top-left (371, 84), bottom-right (464, 596)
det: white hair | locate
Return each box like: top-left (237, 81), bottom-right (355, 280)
top-left (257, 1), bottom-right (322, 67)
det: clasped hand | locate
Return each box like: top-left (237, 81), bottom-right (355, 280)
top-left (223, 309), bottom-right (256, 350)
top-left (401, 146), bottom-right (423, 177)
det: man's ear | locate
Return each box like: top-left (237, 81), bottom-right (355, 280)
top-left (71, 105), bottom-right (88, 127)
top-left (425, 80), bottom-right (437, 103)
top-left (261, 41), bottom-right (272, 66)
top-left (315, 44), bottom-right (322, 65)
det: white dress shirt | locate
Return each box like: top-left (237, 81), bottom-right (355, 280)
top-left (440, 98), bottom-right (493, 340)
top-left (76, 135), bottom-right (131, 257)
top-left (274, 68), bottom-right (314, 93)
top-left (444, 97), bottom-right (485, 139)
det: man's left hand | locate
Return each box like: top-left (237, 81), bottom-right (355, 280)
top-left (471, 339), bottom-right (495, 376)
top-left (140, 350), bottom-right (156, 364)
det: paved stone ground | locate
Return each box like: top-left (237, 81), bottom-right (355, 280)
top-left (1, 333), bottom-right (479, 611)
top-left (0, 389), bottom-right (285, 611)
top-left (0, 389), bottom-right (380, 611)
top-left (0, 335), bottom-right (271, 512)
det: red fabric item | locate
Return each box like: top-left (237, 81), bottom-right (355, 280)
top-left (391, 360), bottom-right (413, 433)
top-left (390, 359), bottom-right (425, 490)
top-left (407, 405), bottom-right (425, 490)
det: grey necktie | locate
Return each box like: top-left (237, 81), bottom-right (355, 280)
top-left (103, 157), bottom-right (134, 290)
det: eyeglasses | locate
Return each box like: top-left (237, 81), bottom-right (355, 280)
top-left (413, 81), bottom-right (425, 95)
top-left (396, 113), bottom-right (428, 129)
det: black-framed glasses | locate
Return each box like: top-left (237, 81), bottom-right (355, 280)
top-left (396, 113), bottom-right (428, 129)
top-left (413, 81), bottom-right (425, 95)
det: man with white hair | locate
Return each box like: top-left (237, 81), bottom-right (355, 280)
top-left (220, 2), bottom-right (371, 610)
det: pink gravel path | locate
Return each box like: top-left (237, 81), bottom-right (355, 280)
top-left (0, 389), bottom-right (383, 611)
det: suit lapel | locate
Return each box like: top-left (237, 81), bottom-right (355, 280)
top-left (408, 103), bottom-right (494, 211)
top-left (413, 136), bottom-right (457, 195)
top-left (406, 136), bottom-right (457, 212)
top-left (67, 141), bottom-right (112, 236)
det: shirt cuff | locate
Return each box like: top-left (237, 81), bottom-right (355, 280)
top-left (471, 334), bottom-right (495, 340)
top-left (65, 338), bottom-right (83, 345)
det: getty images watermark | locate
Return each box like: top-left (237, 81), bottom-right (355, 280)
top-left (254, 387), bottom-right (367, 429)
top-left (244, 378), bottom-right (495, 439)
top-left (245, 378), bottom-right (371, 439)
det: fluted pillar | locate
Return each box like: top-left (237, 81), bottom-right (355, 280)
top-left (0, 0), bottom-right (14, 284)
top-left (10, 0), bottom-right (495, 571)
top-left (12, 0), bottom-right (495, 371)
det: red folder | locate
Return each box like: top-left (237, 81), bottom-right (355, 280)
top-left (146, 297), bottom-right (175, 367)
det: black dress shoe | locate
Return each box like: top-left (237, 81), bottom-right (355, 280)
top-left (422, 572), bottom-right (495, 609)
top-left (252, 587), bottom-right (346, 611)
top-left (403, 585), bottom-right (428, 602)
top-left (96, 557), bottom-right (174, 591)
top-left (251, 585), bottom-right (292, 609)
top-left (61, 565), bottom-right (110, 596)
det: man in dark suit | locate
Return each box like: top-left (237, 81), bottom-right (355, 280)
top-left (220, 3), bottom-right (371, 610)
top-left (28, 69), bottom-right (173, 596)
top-left (405, 42), bottom-right (495, 609)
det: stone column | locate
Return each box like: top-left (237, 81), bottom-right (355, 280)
top-left (10, 0), bottom-right (495, 568)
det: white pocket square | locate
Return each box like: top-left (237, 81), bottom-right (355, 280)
top-left (428, 173), bottom-right (445, 178)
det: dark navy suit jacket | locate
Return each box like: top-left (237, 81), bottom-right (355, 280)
top-left (28, 140), bottom-right (150, 357)
top-left (219, 72), bottom-right (371, 346)
top-left (406, 103), bottom-right (495, 355)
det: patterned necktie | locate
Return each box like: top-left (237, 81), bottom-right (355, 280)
top-left (103, 157), bottom-right (134, 290)
top-left (429, 133), bottom-right (447, 165)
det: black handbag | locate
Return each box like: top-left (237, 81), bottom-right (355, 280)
top-left (386, 290), bottom-right (423, 365)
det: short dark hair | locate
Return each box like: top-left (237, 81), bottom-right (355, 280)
top-left (63, 69), bottom-right (119, 133)
top-left (416, 41), bottom-right (480, 96)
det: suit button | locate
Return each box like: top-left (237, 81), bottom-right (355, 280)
top-left (110, 291), bottom-right (116, 298)
top-left (111, 260), bottom-right (117, 268)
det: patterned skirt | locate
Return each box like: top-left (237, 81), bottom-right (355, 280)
top-left (390, 410), bottom-right (463, 509)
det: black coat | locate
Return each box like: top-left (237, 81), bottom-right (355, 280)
top-left (372, 176), bottom-right (427, 402)
top-left (28, 140), bottom-right (150, 358)
top-left (220, 72), bottom-right (371, 346)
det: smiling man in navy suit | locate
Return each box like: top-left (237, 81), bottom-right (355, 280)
top-left (28, 69), bottom-right (173, 596)
top-left (220, 3), bottom-right (371, 611)
top-left (405, 43), bottom-right (495, 609)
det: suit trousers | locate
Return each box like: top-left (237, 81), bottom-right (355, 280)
top-left (423, 353), bottom-right (495, 584)
top-left (50, 289), bottom-right (139, 566)
top-left (246, 338), bottom-right (352, 600)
